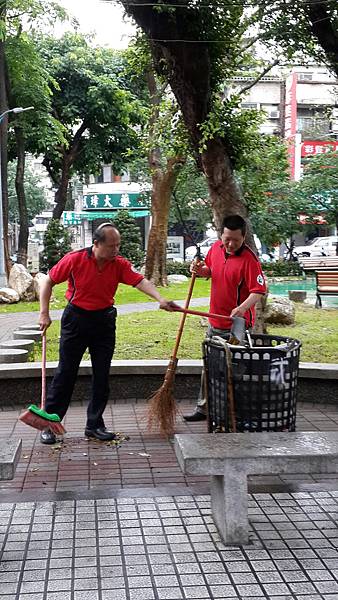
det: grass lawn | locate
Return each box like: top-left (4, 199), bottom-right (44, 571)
top-left (37, 303), bottom-right (338, 364)
top-left (0, 279), bottom-right (211, 313)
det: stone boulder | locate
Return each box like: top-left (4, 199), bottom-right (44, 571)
top-left (8, 264), bottom-right (35, 301)
top-left (264, 296), bottom-right (295, 325)
top-left (33, 272), bottom-right (48, 300)
top-left (167, 274), bottom-right (188, 284)
top-left (0, 287), bottom-right (20, 303)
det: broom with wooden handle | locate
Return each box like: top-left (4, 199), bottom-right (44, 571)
top-left (19, 332), bottom-right (66, 435)
top-left (147, 268), bottom-right (199, 437)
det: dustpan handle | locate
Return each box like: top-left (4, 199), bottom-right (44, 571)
top-left (41, 332), bottom-right (46, 410)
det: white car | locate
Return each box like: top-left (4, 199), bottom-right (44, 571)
top-left (185, 237), bottom-right (218, 261)
top-left (293, 236), bottom-right (338, 258)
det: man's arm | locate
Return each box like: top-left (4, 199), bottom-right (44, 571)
top-left (230, 292), bottom-right (263, 318)
top-left (39, 275), bottom-right (54, 331)
top-left (135, 279), bottom-right (178, 311)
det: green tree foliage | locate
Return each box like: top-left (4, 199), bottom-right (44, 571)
top-left (169, 159), bottom-right (212, 237)
top-left (109, 211), bottom-right (144, 268)
top-left (7, 161), bottom-right (46, 222)
top-left (252, 1), bottom-right (338, 77)
top-left (236, 136), bottom-right (308, 255)
top-left (40, 219), bottom-right (72, 272)
top-left (37, 32), bottom-right (144, 219)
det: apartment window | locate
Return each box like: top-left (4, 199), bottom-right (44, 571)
top-left (103, 165), bottom-right (112, 183)
top-left (241, 103), bottom-right (259, 110)
top-left (298, 72), bottom-right (313, 81)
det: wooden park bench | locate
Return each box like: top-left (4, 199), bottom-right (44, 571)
top-left (315, 270), bottom-right (338, 307)
top-left (299, 256), bottom-right (338, 271)
top-left (175, 432), bottom-right (338, 545)
top-left (0, 439), bottom-right (22, 481)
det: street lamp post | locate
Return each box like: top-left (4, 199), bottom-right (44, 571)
top-left (0, 106), bottom-right (34, 287)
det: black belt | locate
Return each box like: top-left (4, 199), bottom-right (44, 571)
top-left (68, 303), bottom-right (116, 316)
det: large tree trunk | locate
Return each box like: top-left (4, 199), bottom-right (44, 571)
top-left (0, 4), bottom-right (10, 279)
top-left (121, 0), bottom-right (265, 329)
top-left (144, 69), bottom-right (184, 284)
top-left (145, 155), bottom-right (183, 285)
top-left (52, 155), bottom-right (71, 220)
top-left (14, 127), bottom-right (28, 266)
top-left (201, 138), bottom-right (248, 230)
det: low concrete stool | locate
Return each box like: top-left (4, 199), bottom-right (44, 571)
top-left (0, 339), bottom-right (35, 353)
top-left (0, 439), bottom-right (22, 480)
top-left (288, 290), bottom-right (307, 302)
top-left (13, 330), bottom-right (43, 342)
top-left (0, 349), bottom-right (28, 363)
top-left (18, 324), bottom-right (40, 331)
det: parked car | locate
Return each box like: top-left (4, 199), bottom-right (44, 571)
top-left (185, 234), bottom-right (264, 261)
top-left (185, 236), bottom-right (218, 261)
top-left (291, 236), bottom-right (338, 259)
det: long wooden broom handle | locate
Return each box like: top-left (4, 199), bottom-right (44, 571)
top-left (41, 332), bottom-right (46, 410)
top-left (171, 271), bottom-right (197, 361)
top-left (173, 306), bottom-right (232, 321)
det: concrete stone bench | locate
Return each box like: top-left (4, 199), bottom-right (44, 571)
top-left (175, 431), bottom-right (338, 546)
top-left (0, 439), bottom-right (22, 480)
top-left (0, 339), bottom-right (35, 353)
top-left (13, 330), bottom-right (43, 342)
top-left (0, 349), bottom-right (28, 363)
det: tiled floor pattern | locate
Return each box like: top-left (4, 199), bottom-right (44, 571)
top-left (2, 401), bottom-right (338, 497)
top-left (1, 492), bottom-right (338, 600)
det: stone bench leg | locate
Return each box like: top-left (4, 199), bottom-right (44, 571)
top-left (210, 461), bottom-right (248, 545)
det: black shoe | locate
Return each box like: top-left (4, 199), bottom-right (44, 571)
top-left (183, 410), bottom-right (207, 422)
top-left (40, 429), bottom-right (56, 444)
top-left (85, 427), bottom-right (116, 441)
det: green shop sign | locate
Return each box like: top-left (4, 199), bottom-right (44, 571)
top-left (63, 209), bottom-right (150, 226)
top-left (82, 192), bottom-right (148, 210)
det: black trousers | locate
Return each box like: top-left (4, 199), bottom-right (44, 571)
top-left (45, 303), bottom-right (116, 429)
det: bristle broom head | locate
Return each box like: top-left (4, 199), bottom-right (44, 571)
top-left (147, 359), bottom-right (178, 437)
top-left (19, 406), bottom-right (66, 434)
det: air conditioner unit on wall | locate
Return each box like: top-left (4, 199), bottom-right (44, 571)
top-left (269, 110), bottom-right (280, 119)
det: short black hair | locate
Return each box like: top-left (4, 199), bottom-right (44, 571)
top-left (221, 215), bottom-right (246, 236)
top-left (92, 222), bottom-right (118, 243)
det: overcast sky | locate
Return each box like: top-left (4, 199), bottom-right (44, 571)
top-left (56, 0), bottom-right (136, 48)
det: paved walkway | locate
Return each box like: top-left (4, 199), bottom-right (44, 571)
top-left (1, 401), bottom-right (338, 599)
top-left (0, 298), bottom-right (210, 342)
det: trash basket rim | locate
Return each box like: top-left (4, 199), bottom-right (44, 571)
top-left (204, 333), bottom-right (301, 352)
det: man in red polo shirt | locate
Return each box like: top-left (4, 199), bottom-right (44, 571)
top-left (39, 222), bottom-right (178, 444)
top-left (184, 214), bottom-right (266, 422)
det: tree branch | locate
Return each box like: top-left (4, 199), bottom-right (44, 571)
top-left (238, 59), bottom-right (280, 95)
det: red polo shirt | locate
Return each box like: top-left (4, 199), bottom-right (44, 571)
top-left (205, 241), bottom-right (266, 329)
top-left (49, 247), bottom-right (144, 310)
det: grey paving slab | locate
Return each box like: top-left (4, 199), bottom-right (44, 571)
top-left (0, 493), bottom-right (338, 599)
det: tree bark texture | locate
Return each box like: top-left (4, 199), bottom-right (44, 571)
top-left (52, 155), bottom-right (71, 220)
top-left (144, 69), bottom-right (184, 285)
top-left (14, 127), bottom-right (28, 266)
top-left (50, 121), bottom-right (87, 220)
top-left (145, 155), bottom-right (182, 286)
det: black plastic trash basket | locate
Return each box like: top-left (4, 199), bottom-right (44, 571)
top-left (203, 334), bottom-right (301, 433)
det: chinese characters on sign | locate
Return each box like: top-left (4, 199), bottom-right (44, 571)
top-left (82, 193), bottom-right (146, 210)
top-left (301, 140), bottom-right (338, 157)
